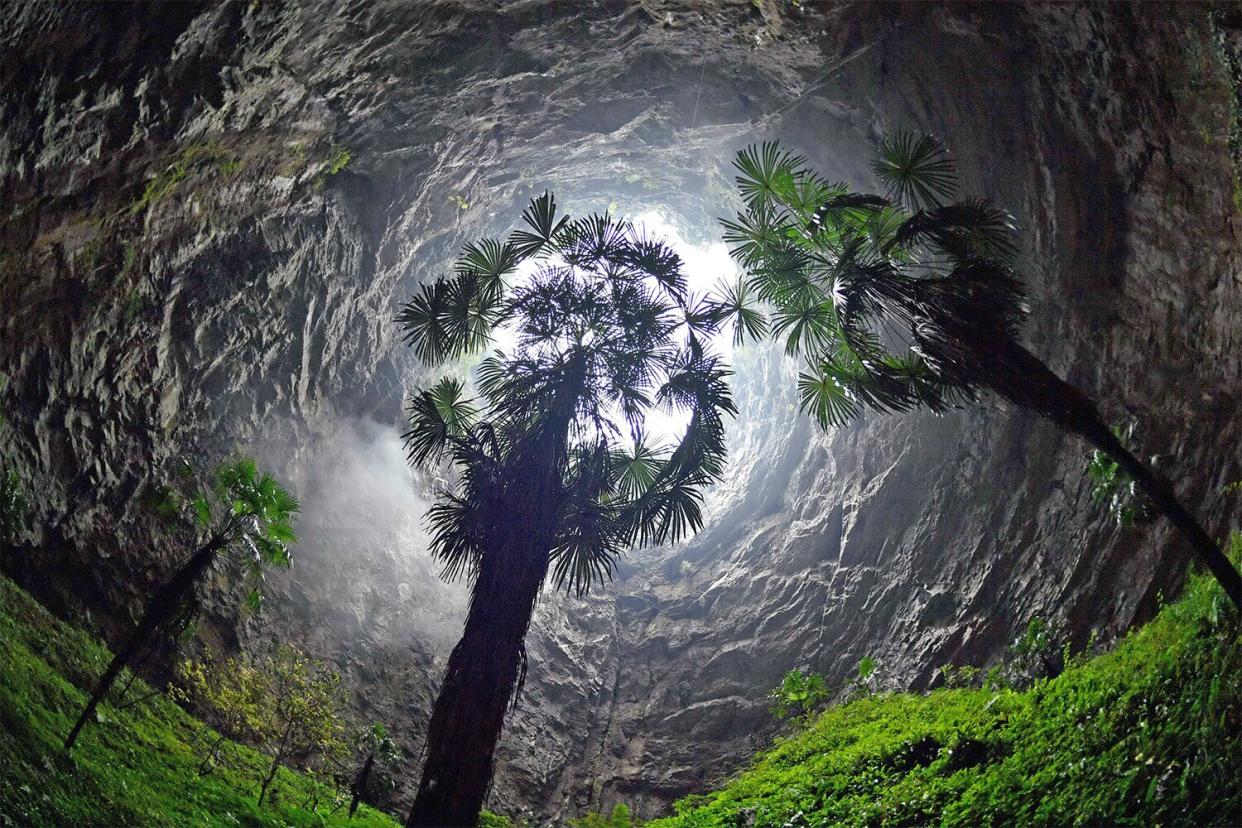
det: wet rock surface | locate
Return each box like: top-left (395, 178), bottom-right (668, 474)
top-left (2, 2), bottom-right (1240, 822)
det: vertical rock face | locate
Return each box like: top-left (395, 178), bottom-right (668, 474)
top-left (1, 1), bottom-right (1239, 822)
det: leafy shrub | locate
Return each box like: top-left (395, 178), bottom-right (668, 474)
top-left (1000, 616), bottom-right (1065, 689)
top-left (0, 467), bottom-right (28, 543)
top-left (768, 669), bottom-right (829, 724)
top-left (937, 663), bottom-right (981, 689)
top-left (175, 645), bottom-right (350, 807)
top-left (1085, 423), bottom-right (1151, 527)
top-left (847, 655), bottom-right (881, 698)
top-left (570, 803), bottom-right (635, 828)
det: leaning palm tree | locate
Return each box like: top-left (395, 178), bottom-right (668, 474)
top-left (709, 136), bottom-right (1241, 610)
top-left (398, 192), bottom-right (734, 826)
top-left (64, 457), bottom-right (298, 751)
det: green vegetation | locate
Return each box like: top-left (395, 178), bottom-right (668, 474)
top-left (0, 468), bottom-right (27, 543)
top-left (768, 669), bottom-right (829, 725)
top-left (324, 144), bottom-right (352, 177)
top-left (0, 573), bottom-right (397, 827)
top-left (129, 142), bottom-right (242, 215)
top-left (650, 549), bottom-right (1242, 828)
top-left (1085, 423), bottom-right (1150, 528)
top-left (347, 723), bottom-right (402, 818)
top-left (711, 135), bottom-right (1242, 609)
top-left (571, 803), bottom-right (637, 828)
top-left (313, 143), bottom-right (353, 187)
top-left (66, 458), bottom-right (299, 751)
top-left (175, 645), bottom-right (349, 806)
top-left (1209, 9), bottom-right (1242, 213)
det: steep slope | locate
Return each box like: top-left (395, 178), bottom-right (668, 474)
top-left (0, 573), bottom-right (398, 827)
top-left (648, 552), bottom-right (1242, 827)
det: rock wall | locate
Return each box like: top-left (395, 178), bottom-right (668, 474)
top-left (1, 1), bottom-right (1239, 823)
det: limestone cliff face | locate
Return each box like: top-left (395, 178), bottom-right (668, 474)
top-left (2, 2), bottom-right (1239, 822)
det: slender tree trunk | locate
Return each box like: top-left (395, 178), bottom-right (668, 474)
top-left (986, 341), bottom-right (1242, 610)
top-left (348, 753), bottom-right (375, 818)
top-left (258, 717), bottom-right (296, 806)
top-left (63, 537), bottom-right (223, 751)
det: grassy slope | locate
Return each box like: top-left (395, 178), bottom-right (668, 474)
top-left (0, 574), bottom-right (399, 828)
top-left (651, 550), bottom-right (1242, 828)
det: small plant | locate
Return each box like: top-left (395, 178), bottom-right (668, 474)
top-left (847, 655), bottom-right (880, 698)
top-left (347, 722), bottom-right (401, 818)
top-left (325, 144), bottom-right (352, 176)
top-left (1001, 616), bottom-right (1065, 689)
top-left (1086, 423), bottom-right (1151, 527)
top-left (312, 144), bottom-right (352, 188)
top-left (769, 668), bottom-right (829, 724)
top-left (448, 193), bottom-right (469, 210)
top-left (64, 457), bottom-right (299, 751)
top-left (129, 142), bottom-right (240, 215)
top-left (0, 467), bottom-right (29, 544)
top-left (122, 288), bottom-right (145, 321)
top-left (74, 232), bottom-right (107, 273)
top-left (570, 803), bottom-right (636, 828)
top-left (937, 663), bottom-right (980, 689)
top-left (120, 242), bottom-right (138, 279)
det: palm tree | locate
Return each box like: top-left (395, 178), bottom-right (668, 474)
top-left (64, 458), bottom-right (298, 751)
top-left (398, 192), bottom-right (734, 826)
top-left (709, 136), bottom-right (1242, 611)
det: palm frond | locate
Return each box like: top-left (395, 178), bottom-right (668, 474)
top-left (709, 278), bottom-right (769, 346)
top-left (427, 494), bottom-right (484, 582)
top-left (509, 191), bottom-right (571, 259)
top-left (733, 142), bottom-right (802, 208)
top-left (891, 199), bottom-right (1017, 262)
top-left (456, 238), bottom-right (519, 282)
top-left (396, 281), bottom-right (451, 363)
top-left (403, 377), bottom-right (477, 466)
top-left (872, 131), bottom-right (957, 211)
top-left (797, 367), bottom-right (860, 428)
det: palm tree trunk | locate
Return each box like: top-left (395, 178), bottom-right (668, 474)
top-left (987, 341), bottom-right (1242, 610)
top-left (407, 431), bottom-right (571, 826)
top-left (63, 536), bottom-right (223, 751)
top-left (407, 359), bottom-right (582, 827)
top-left (405, 535), bottom-right (551, 826)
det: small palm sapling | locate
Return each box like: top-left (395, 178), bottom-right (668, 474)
top-left (64, 458), bottom-right (298, 751)
top-left (348, 723), bottom-right (400, 818)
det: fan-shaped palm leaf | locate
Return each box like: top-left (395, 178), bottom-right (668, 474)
top-left (509, 191), bottom-right (570, 259)
top-left (797, 367), bottom-right (859, 428)
top-left (710, 278), bottom-right (769, 346)
top-left (733, 142), bottom-right (802, 208)
top-left (872, 131), bottom-right (957, 211)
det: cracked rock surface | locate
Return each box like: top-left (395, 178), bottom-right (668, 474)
top-left (2, 2), bottom-right (1239, 822)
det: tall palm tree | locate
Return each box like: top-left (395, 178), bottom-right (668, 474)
top-left (398, 192), bottom-right (734, 826)
top-left (64, 458), bottom-right (298, 751)
top-left (709, 136), bottom-right (1242, 611)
